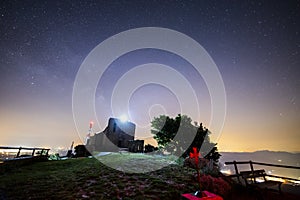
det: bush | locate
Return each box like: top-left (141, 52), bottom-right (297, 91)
top-left (144, 144), bottom-right (158, 153)
top-left (184, 155), bottom-right (231, 197)
top-left (199, 174), bottom-right (231, 197)
top-left (184, 157), bottom-right (219, 177)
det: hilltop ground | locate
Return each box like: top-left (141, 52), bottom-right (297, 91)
top-left (0, 153), bottom-right (299, 200)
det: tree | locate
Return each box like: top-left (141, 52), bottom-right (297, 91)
top-left (144, 144), bottom-right (158, 153)
top-left (151, 114), bottom-right (220, 163)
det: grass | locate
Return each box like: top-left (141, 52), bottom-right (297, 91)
top-left (3, 154), bottom-right (297, 200)
top-left (95, 153), bottom-right (181, 173)
top-left (0, 153), bottom-right (198, 199)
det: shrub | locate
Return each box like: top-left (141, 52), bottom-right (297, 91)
top-left (199, 174), bottom-right (231, 197)
top-left (184, 157), bottom-right (219, 177)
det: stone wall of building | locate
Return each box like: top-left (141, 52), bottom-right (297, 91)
top-left (106, 118), bottom-right (135, 148)
top-left (128, 140), bottom-right (144, 153)
top-left (86, 118), bottom-right (136, 152)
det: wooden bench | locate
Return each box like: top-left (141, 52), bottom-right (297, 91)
top-left (240, 169), bottom-right (282, 193)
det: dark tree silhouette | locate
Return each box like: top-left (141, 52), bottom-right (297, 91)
top-left (151, 114), bottom-right (221, 163)
top-left (144, 144), bottom-right (158, 153)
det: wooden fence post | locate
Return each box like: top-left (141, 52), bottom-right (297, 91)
top-left (16, 147), bottom-right (22, 157)
top-left (233, 160), bottom-right (241, 183)
top-left (250, 160), bottom-right (254, 172)
top-left (32, 148), bottom-right (35, 156)
top-left (249, 160), bottom-right (256, 182)
top-left (45, 149), bottom-right (49, 156)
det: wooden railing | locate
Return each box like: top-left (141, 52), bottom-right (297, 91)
top-left (0, 146), bottom-right (50, 159)
top-left (225, 160), bottom-right (300, 183)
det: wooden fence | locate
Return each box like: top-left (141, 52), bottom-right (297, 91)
top-left (0, 146), bottom-right (50, 159)
top-left (225, 160), bottom-right (300, 183)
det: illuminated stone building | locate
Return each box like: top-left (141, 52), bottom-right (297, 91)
top-left (86, 118), bottom-right (136, 152)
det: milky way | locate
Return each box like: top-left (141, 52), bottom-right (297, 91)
top-left (0, 0), bottom-right (299, 151)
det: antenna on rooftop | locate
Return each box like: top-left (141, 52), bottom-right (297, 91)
top-left (85, 121), bottom-right (93, 145)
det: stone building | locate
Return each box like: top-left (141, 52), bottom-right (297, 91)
top-left (86, 118), bottom-right (136, 152)
top-left (128, 140), bottom-right (144, 153)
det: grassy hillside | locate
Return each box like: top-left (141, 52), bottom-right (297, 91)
top-left (2, 153), bottom-right (298, 200)
top-left (0, 154), bottom-right (198, 199)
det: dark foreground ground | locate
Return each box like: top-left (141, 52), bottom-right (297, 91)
top-left (0, 154), bottom-right (299, 200)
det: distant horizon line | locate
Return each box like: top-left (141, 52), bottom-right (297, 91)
top-left (1, 144), bottom-right (299, 154)
top-left (220, 150), bottom-right (300, 154)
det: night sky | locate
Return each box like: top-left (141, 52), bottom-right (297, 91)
top-left (0, 0), bottom-right (299, 152)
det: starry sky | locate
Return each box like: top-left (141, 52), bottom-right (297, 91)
top-left (0, 0), bottom-right (299, 152)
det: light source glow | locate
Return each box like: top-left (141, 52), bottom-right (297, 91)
top-left (120, 115), bottom-right (128, 123)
